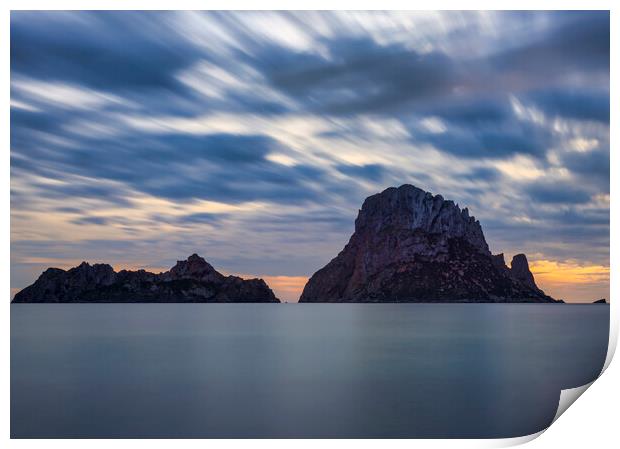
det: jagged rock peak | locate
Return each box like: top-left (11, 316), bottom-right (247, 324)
top-left (188, 253), bottom-right (205, 262)
top-left (509, 254), bottom-right (540, 291)
top-left (165, 253), bottom-right (223, 282)
top-left (68, 261), bottom-right (117, 285)
top-left (491, 253), bottom-right (506, 266)
top-left (355, 184), bottom-right (490, 254)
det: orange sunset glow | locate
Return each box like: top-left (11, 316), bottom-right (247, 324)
top-left (530, 260), bottom-right (610, 303)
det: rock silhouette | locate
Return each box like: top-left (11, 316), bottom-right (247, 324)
top-left (300, 185), bottom-right (558, 303)
top-left (12, 254), bottom-right (279, 303)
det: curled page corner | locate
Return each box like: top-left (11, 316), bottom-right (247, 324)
top-left (552, 380), bottom-right (595, 425)
top-left (537, 317), bottom-right (617, 439)
top-left (602, 321), bottom-right (617, 373)
top-left (499, 325), bottom-right (613, 447)
top-left (492, 376), bottom-right (601, 447)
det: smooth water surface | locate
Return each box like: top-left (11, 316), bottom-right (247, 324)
top-left (11, 303), bottom-right (609, 438)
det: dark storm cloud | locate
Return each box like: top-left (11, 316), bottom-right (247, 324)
top-left (54, 207), bottom-right (84, 214)
top-left (71, 216), bottom-right (110, 226)
top-left (417, 121), bottom-right (551, 158)
top-left (483, 217), bottom-right (609, 267)
top-left (559, 147), bottom-right (610, 192)
top-left (524, 181), bottom-right (593, 205)
top-left (137, 212), bottom-right (231, 227)
top-left (10, 108), bottom-right (62, 140)
top-left (336, 163), bottom-right (386, 182)
top-left (460, 167), bottom-right (502, 182)
top-left (180, 212), bottom-right (228, 225)
top-left (524, 88), bottom-right (610, 123)
top-left (11, 11), bottom-right (200, 92)
top-left (235, 208), bottom-right (354, 235)
top-left (425, 97), bottom-right (513, 126)
top-left (545, 207), bottom-right (609, 227)
top-left (223, 92), bottom-right (293, 116)
top-left (563, 149), bottom-right (610, 178)
top-left (490, 11), bottom-right (609, 77)
top-left (249, 37), bottom-right (458, 115)
top-left (31, 181), bottom-right (134, 208)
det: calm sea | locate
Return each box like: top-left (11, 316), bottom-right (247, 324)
top-left (11, 303), bottom-right (609, 438)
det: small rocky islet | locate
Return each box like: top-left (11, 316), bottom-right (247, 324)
top-left (12, 254), bottom-right (279, 303)
top-left (15, 184), bottom-right (567, 303)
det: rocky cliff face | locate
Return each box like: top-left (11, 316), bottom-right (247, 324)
top-left (509, 254), bottom-right (542, 293)
top-left (12, 254), bottom-right (279, 303)
top-left (299, 185), bottom-right (557, 303)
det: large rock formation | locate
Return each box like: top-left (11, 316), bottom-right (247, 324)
top-left (12, 254), bottom-right (279, 303)
top-left (300, 185), bottom-right (557, 303)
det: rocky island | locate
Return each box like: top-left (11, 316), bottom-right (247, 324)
top-left (12, 254), bottom-right (279, 303)
top-left (300, 184), bottom-right (559, 303)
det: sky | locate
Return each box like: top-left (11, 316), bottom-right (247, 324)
top-left (10, 11), bottom-right (609, 303)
